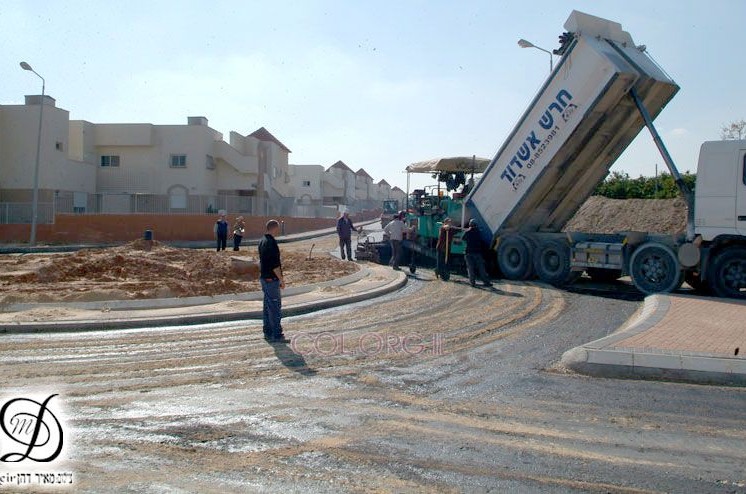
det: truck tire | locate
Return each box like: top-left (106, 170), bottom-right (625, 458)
top-left (497, 235), bottom-right (533, 280)
top-left (533, 239), bottom-right (577, 286)
top-left (629, 242), bottom-right (682, 295)
top-left (585, 267), bottom-right (622, 283)
top-left (707, 247), bottom-right (746, 299)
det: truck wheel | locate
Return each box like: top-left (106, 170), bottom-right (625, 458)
top-left (708, 247), bottom-right (746, 299)
top-left (533, 240), bottom-right (577, 286)
top-left (497, 235), bottom-right (533, 280)
top-left (586, 267), bottom-right (622, 283)
top-left (629, 242), bottom-right (682, 295)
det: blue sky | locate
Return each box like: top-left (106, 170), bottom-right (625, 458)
top-left (3, 0), bottom-right (744, 191)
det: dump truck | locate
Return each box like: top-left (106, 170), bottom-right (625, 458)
top-left (464, 10), bottom-right (746, 299)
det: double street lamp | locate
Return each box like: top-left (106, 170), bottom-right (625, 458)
top-left (20, 61), bottom-right (45, 246)
top-left (517, 38), bottom-right (554, 73)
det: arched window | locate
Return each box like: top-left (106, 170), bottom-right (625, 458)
top-left (168, 185), bottom-right (188, 210)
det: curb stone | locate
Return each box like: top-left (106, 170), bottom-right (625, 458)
top-left (0, 269), bottom-right (407, 334)
top-left (560, 295), bottom-right (746, 386)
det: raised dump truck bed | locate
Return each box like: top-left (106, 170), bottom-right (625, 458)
top-left (466, 11), bottom-right (678, 236)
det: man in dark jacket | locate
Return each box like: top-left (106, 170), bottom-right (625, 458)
top-left (215, 213), bottom-right (228, 251)
top-left (336, 211), bottom-right (355, 261)
top-left (258, 220), bottom-right (288, 343)
top-left (463, 219), bottom-right (492, 287)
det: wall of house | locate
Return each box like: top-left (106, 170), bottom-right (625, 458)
top-left (94, 123), bottom-right (222, 196)
top-left (0, 101), bottom-right (96, 195)
top-left (288, 164), bottom-right (323, 204)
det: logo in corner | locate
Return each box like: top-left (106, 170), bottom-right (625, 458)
top-left (0, 394), bottom-right (64, 463)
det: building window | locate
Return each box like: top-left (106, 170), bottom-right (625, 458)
top-left (206, 154), bottom-right (215, 170)
top-left (170, 154), bottom-right (187, 168)
top-left (55, 141), bottom-right (64, 151)
top-left (100, 155), bottom-right (120, 167)
top-left (302, 180), bottom-right (311, 187)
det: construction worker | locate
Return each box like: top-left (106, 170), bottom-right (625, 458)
top-left (383, 212), bottom-right (406, 270)
top-left (214, 213), bottom-right (228, 251)
top-left (336, 211), bottom-right (355, 261)
top-left (258, 219), bottom-right (288, 343)
top-left (232, 216), bottom-right (246, 251)
top-left (435, 217), bottom-right (457, 279)
top-left (463, 219), bottom-right (493, 287)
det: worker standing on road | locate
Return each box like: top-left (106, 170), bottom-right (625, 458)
top-left (232, 216), bottom-right (245, 251)
top-left (258, 219), bottom-right (288, 343)
top-left (463, 219), bottom-right (493, 287)
top-left (336, 211), bottom-right (356, 261)
top-left (384, 212), bottom-right (406, 271)
top-left (214, 213), bottom-right (229, 252)
top-left (435, 218), bottom-right (457, 279)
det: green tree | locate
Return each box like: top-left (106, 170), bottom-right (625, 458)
top-left (721, 119), bottom-right (746, 140)
top-left (593, 171), bottom-right (696, 199)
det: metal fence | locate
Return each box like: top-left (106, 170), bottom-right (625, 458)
top-left (51, 192), bottom-right (260, 216)
top-left (0, 202), bottom-right (54, 224)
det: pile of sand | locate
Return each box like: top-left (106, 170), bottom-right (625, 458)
top-left (563, 196), bottom-right (688, 235)
top-left (0, 241), bottom-right (359, 304)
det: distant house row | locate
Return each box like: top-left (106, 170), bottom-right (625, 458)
top-left (289, 161), bottom-right (404, 215)
top-left (0, 95), bottom-right (405, 223)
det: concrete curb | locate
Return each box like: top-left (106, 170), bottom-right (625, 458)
top-left (0, 269), bottom-right (407, 334)
top-left (560, 295), bottom-right (746, 386)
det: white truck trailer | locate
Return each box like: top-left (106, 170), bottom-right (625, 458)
top-left (465, 10), bottom-right (746, 298)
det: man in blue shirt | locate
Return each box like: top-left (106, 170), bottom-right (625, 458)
top-left (258, 220), bottom-right (288, 343)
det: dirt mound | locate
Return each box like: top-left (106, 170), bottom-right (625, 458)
top-left (563, 196), bottom-right (688, 235)
top-left (125, 238), bottom-right (164, 251)
top-left (0, 244), bottom-right (359, 303)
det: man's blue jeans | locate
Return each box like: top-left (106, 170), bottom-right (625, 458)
top-left (260, 278), bottom-right (283, 339)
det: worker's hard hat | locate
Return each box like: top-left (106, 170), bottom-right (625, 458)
top-left (468, 218), bottom-right (477, 226)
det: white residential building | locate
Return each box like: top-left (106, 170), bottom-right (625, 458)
top-left (377, 179), bottom-right (392, 201)
top-left (289, 161), bottom-right (402, 214)
top-left (1, 94), bottom-right (401, 223)
top-left (0, 95), bottom-right (296, 220)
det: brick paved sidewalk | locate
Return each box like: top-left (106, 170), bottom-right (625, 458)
top-left (611, 295), bottom-right (746, 358)
top-left (561, 294), bottom-right (746, 385)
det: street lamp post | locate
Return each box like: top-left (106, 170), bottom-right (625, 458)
top-left (517, 39), bottom-right (553, 73)
top-left (20, 61), bottom-right (45, 246)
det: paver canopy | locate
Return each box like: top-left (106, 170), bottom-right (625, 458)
top-left (405, 156), bottom-right (491, 174)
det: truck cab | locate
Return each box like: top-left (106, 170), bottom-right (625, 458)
top-left (695, 140), bottom-right (746, 240)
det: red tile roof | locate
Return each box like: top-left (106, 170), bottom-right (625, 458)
top-left (249, 127), bottom-right (291, 153)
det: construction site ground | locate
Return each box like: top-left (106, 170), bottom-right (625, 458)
top-left (1, 201), bottom-right (745, 492)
